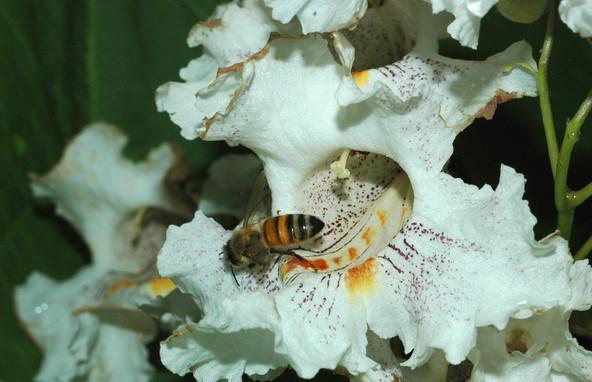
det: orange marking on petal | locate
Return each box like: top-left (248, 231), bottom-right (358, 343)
top-left (345, 258), bottom-right (377, 296)
top-left (332, 257), bottom-right (342, 265)
top-left (352, 70), bottom-right (370, 87)
top-left (348, 247), bottom-right (358, 261)
top-left (280, 257), bottom-right (329, 279)
top-left (376, 209), bottom-right (387, 226)
top-left (311, 259), bottom-right (329, 271)
top-left (107, 279), bottom-right (138, 295)
top-left (149, 278), bottom-right (176, 297)
top-left (362, 227), bottom-right (375, 245)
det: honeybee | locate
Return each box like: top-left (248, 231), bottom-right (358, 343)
top-left (225, 214), bottom-right (325, 268)
top-left (223, 173), bottom-right (325, 283)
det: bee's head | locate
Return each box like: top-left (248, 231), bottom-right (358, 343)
top-left (225, 228), bottom-right (263, 267)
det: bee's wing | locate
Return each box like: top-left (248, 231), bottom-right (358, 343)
top-left (242, 170), bottom-right (271, 228)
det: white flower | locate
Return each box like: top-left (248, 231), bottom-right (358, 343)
top-left (15, 124), bottom-right (191, 381)
top-left (470, 306), bottom-right (592, 380)
top-left (156, 1), bottom-right (592, 381)
top-left (559, 0), bottom-right (592, 38)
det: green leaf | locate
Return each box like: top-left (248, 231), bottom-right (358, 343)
top-left (86, 0), bottom-right (226, 170)
top-left (0, 1), bottom-right (88, 380)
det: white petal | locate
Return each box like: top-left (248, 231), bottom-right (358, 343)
top-left (30, 123), bottom-right (190, 271)
top-left (366, 167), bottom-right (587, 366)
top-left (559, 0), bottom-right (592, 38)
top-left (194, 34), bottom-right (535, 212)
top-left (158, 212), bottom-right (290, 379)
top-left (87, 323), bottom-right (154, 382)
top-left (264, 0), bottom-right (368, 33)
top-left (351, 332), bottom-right (449, 382)
top-left (273, 271), bottom-right (375, 378)
top-left (156, 0), bottom-right (301, 140)
top-left (187, 0), bottom-right (298, 67)
top-left (187, 3), bottom-right (273, 67)
top-left (426, 0), bottom-right (499, 48)
top-left (17, 124), bottom-right (192, 381)
top-left (156, 54), bottom-right (218, 140)
top-left (161, 323), bottom-right (287, 382)
top-left (15, 268), bottom-right (155, 382)
top-left (466, 0), bottom-right (499, 17)
top-left (470, 309), bottom-right (592, 381)
top-left (158, 153), bottom-right (411, 379)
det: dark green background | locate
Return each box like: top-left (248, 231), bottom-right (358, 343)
top-left (0, 1), bottom-right (590, 381)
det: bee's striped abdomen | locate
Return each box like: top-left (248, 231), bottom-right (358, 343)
top-left (262, 214), bottom-right (325, 248)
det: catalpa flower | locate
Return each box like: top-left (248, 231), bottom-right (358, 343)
top-left (156, 0), bottom-right (592, 381)
top-left (15, 124), bottom-right (191, 381)
top-left (470, 304), bottom-right (592, 381)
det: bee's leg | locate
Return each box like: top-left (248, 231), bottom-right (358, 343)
top-left (281, 250), bottom-right (319, 272)
top-left (271, 254), bottom-right (283, 269)
top-left (230, 267), bottom-right (241, 288)
top-left (293, 246), bottom-right (323, 254)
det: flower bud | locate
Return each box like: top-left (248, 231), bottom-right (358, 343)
top-left (497, 0), bottom-right (549, 24)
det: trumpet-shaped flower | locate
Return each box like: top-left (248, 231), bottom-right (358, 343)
top-left (156, 1), bottom-right (592, 381)
top-left (15, 124), bottom-right (191, 381)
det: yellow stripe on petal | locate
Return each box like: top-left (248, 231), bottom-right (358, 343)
top-left (352, 70), bottom-right (370, 87)
top-left (149, 278), bottom-right (176, 297)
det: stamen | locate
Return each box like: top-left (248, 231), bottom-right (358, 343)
top-left (330, 149), bottom-right (352, 179)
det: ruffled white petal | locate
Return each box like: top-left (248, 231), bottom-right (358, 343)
top-left (191, 34), bottom-right (535, 212)
top-left (156, 0), bottom-right (299, 140)
top-left (264, 0), bottom-right (368, 33)
top-left (17, 124), bottom-right (191, 381)
top-left (470, 308), bottom-right (592, 381)
top-left (559, 0), bottom-right (592, 38)
top-left (30, 123), bottom-right (190, 271)
top-left (156, 54), bottom-right (218, 140)
top-left (365, 166), bottom-right (589, 367)
top-left (350, 332), bottom-right (450, 382)
top-left (426, 0), bottom-right (505, 48)
top-left (160, 323), bottom-right (287, 382)
top-left (158, 150), bottom-right (414, 378)
top-left (158, 161), bottom-right (592, 378)
top-left (158, 212), bottom-right (287, 379)
top-left (15, 269), bottom-right (155, 382)
top-left (188, 0), bottom-right (298, 67)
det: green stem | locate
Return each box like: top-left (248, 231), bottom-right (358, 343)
top-left (575, 234), bottom-right (592, 261)
top-left (557, 208), bottom-right (575, 240)
top-left (568, 181), bottom-right (592, 209)
top-left (554, 87), bottom-right (592, 238)
top-left (537, 0), bottom-right (559, 178)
